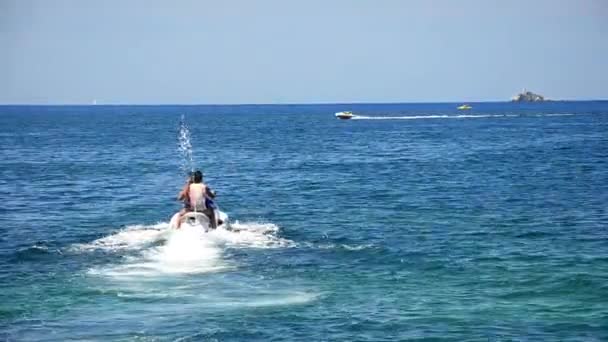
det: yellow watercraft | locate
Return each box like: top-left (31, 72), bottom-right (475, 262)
top-left (457, 104), bottom-right (472, 110)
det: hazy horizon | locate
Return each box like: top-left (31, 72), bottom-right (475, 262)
top-left (2, 0), bottom-right (607, 105)
top-left (4, 99), bottom-right (608, 107)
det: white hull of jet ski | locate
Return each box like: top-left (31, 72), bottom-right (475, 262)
top-left (169, 210), bottom-right (228, 231)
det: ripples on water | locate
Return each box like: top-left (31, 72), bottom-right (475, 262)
top-left (1, 102), bottom-right (607, 340)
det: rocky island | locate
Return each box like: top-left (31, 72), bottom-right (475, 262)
top-left (511, 89), bottom-right (547, 102)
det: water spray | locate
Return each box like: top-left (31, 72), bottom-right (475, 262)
top-left (178, 114), bottom-right (195, 174)
top-left (178, 115), bottom-right (198, 217)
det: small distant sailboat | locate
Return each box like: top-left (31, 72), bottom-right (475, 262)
top-left (457, 104), bottom-right (472, 110)
top-left (335, 111), bottom-right (355, 120)
top-left (92, 99), bottom-right (98, 105)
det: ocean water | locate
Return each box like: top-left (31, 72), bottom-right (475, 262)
top-left (1, 102), bottom-right (607, 341)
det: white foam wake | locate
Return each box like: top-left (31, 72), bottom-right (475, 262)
top-left (75, 221), bottom-right (322, 310)
top-left (207, 221), bottom-right (295, 248)
top-left (351, 113), bottom-right (579, 120)
top-left (81, 220), bottom-right (293, 278)
top-left (71, 222), bottom-right (170, 252)
top-left (89, 225), bottom-right (226, 277)
top-left (353, 114), bottom-right (497, 120)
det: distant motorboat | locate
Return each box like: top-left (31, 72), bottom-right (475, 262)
top-left (335, 111), bottom-right (355, 120)
top-left (457, 104), bottom-right (472, 110)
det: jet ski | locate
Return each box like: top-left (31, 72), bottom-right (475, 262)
top-left (169, 198), bottom-right (229, 231)
top-left (169, 209), bottom-right (229, 231)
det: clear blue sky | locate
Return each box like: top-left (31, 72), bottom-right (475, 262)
top-left (2, 0), bottom-right (607, 104)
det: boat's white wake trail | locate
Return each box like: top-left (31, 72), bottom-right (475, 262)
top-left (351, 113), bottom-right (577, 120)
top-left (353, 114), bottom-right (505, 120)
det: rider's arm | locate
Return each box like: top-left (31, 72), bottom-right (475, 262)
top-left (177, 182), bottom-right (190, 200)
top-left (206, 186), bottom-right (216, 199)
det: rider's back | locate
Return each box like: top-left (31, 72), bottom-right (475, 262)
top-left (188, 183), bottom-right (207, 211)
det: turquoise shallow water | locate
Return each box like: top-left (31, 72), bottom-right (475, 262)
top-left (1, 102), bottom-right (607, 341)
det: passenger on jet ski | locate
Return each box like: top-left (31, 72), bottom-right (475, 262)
top-left (176, 170), bottom-right (217, 229)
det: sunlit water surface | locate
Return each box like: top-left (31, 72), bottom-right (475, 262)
top-left (1, 102), bottom-right (607, 341)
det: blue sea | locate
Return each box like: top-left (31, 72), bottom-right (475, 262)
top-left (1, 102), bottom-right (607, 341)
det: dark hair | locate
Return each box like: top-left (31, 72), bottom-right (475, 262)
top-left (192, 170), bottom-right (203, 183)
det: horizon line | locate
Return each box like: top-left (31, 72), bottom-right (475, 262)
top-left (1, 99), bottom-right (607, 107)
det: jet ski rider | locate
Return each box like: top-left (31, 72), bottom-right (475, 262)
top-left (176, 170), bottom-right (217, 229)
